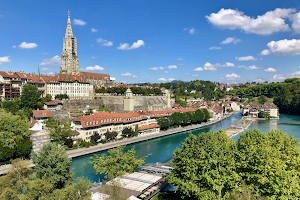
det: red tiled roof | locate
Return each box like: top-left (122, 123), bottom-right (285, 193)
top-left (80, 72), bottom-right (110, 79)
top-left (44, 100), bottom-right (62, 106)
top-left (41, 73), bottom-right (89, 83)
top-left (138, 123), bottom-right (160, 131)
top-left (15, 72), bottom-right (44, 84)
top-left (30, 119), bottom-right (38, 127)
top-left (33, 110), bottom-right (54, 118)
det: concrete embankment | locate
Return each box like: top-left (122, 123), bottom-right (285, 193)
top-left (67, 113), bottom-right (234, 158)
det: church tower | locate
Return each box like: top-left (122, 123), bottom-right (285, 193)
top-left (60, 11), bottom-right (80, 75)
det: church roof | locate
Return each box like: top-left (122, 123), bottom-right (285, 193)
top-left (41, 73), bottom-right (89, 84)
top-left (80, 71), bottom-right (110, 79)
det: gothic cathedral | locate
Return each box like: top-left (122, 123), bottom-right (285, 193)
top-left (60, 11), bottom-right (80, 75)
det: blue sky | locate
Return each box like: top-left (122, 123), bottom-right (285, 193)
top-left (1, 0), bottom-right (300, 84)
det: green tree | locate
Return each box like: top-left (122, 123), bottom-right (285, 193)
top-left (90, 132), bottom-right (101, 144)
top-left (156, 117), bottom-right (170, 130)
top-left (46, 118), bottom-right (73, 145)
top-left (193, 109), bottom-right (205, 124)
top-left (0, 141), bottom-right (16, 162)
top-left (0, 158), bottom-right (35, 199)
top-left (228, 182), bottom-right (268, 200)
top-left (42, 94), bottom-right (52, 103)
top-left (237, 129), bottom-right (300, 199)
top-left (0, 112), bottom-right (30, 149)
top-left (258, 95), bottom-right (267, 104)
top-left (16, 136), bottom-right (32, 158)
top-left (105, 131), bottom-right (118, 141)
top-left (20, 83), bottom-right (42, 109)
top-left (1, 98), bottom-right (20, 114)
top-left (90, 145), bottom-right (149, 179)
top-left (168, 129), bottom-right (240, 199)
top-left (32, 142), bottom-right (73, 189)
top-left (121, 127), bottom-right (135, 138)
top-left (135, 124), bottom-right (139, 136)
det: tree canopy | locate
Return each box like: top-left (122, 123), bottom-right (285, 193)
top-left (168, 129), bottom-right (240, 199)
top-left (32, 142), bottom-right (73, 189)
top-left (20, 83), bottom-right (42, 109)
top-left (90, 145), bottom-right (149, 179)
top-left (168, 128), bottom-right (300, 199)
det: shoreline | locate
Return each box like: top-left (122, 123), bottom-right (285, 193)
top-left (66, 112), bottom-right (235, 158)
top-left (0, 112), bottom-right (235, 175)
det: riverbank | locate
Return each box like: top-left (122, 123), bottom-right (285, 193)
top-left (67, 112), bottom-right (234, 158)
top-left (0, 112), bottom-right (234, 175)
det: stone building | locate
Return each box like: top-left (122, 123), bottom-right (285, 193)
top-left (80, 71), bottom-right (115, 88)
top-left (41, 73), bottom-right (93, 100)
top-left (60, 11), bottom-right (79, 75)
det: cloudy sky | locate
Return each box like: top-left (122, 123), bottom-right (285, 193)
top-left (1, 0), bottom-right (300, 83)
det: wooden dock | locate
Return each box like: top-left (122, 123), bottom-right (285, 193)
top-left (225, 117), bottom-right (254, 138)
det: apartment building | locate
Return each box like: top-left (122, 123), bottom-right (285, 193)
top-left (41, 73), bottom-right (93, 100)
top-left (71, 108), bottom-right (197, 141)
top-left (0, 71), bottom-right (22, 99)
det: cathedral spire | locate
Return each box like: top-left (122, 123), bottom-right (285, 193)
top-left (65, 11), bottom-right (73, 38)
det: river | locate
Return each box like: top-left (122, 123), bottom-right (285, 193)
top-left (71, 113), bottom-right (300, 183)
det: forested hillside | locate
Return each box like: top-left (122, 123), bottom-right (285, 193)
top-left (228, 78), bottom-right (300, 116)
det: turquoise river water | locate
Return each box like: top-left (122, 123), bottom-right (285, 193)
top-left (71, 113), bottom-right (300, 183)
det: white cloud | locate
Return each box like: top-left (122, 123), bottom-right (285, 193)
top-left (189, 28), bottom-right (195, 34)
top-left (73, 19), bottom-right (86, 26)
top-left (158, 78), bottom-right (166, 82)
top-left (41, 67), bottom-right (52, 71)
top-left (264, 67), bottom-right (277, 72)
top-left (251, 78), bottom-right (265, 83)
top-left (192, 74), bottom-right (198, 77)
top-left (206, 8), bottom-right (294, 35)
top-left (19, 42), bottom-right (38, 49)
top-left (159, 67), bottom-right (164, 70)
top-left (91, 56), bottom-right (98, 59)
top-left (96, 38), bottom-right (113, 46)
top-left (12, 45), bottom-right (16, 48)
top-left (273, 74), bottom-right (285, 80)
top-left (91, 28), bottom-right (97, 32)
top-left (222, 62), bottom-right (235, 67)
top-left (204, 62), bottom-right (218, 71)
top-left (238, 65), bottom-right (259, 70)
top-left (236, 55), bottom-right (257, 61)
top-left (84, 65), bottom-right (105, 71)
top-left (261, 39), bottom-right (300, 56)
top-left (47, 72), bottom-right (54, 75)
top-left (167, 65), bottom-right (177, 69)
top-left (149, 67), bottom-right (159, 70)
top-left (209, 46), bottom-right (222, 50)
top-left (0, 56), bottom-right (11, 65)
top-left (291, 12), bottom-right (300, 33)
top-left (225, 73), bottom-right (241, 80)
top-left (176, 58), bottom-right (184, 61)
top-left (291, 71), bottom-right (300, 76)
top-left (39, 55), bottom-right (60, 66)
top-left (117, 40), bottom-right (145, 50)
top-left (163, 71), bottom-right (169, 73)
top-left (168, 78), bottom-right (175, 82)
top-left (260, 49), bottom-right (270, 55)
top-left (193, 67), bottom-right (203, 71)
top-left (121, 72), bottom-right (138, 78)
top-left (183, 27), bottom-right (195, 34)
top-left (220, 37), bottom-right (241, 44)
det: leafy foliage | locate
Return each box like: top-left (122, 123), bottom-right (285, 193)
top-left (121, 127), bottom-right (137, 138)
top-left (55, 93), bottom-right (69, 99)
top-left (46, 118), bottom-right (73, 145)
top-left (90, 132), bottom-right (101, 144)
top-left (105, 131), bottom-right (118, 141)
top-left (32, 142), bottom-right (73, 189)
top-left (90, 145), bottom-right (149, 179)
top-left (168, 129), bottom-right (240, 199)
top-left (20, 83), bottom-right (42, 109)
top-left (169, 128), bottom-right (300, 199)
